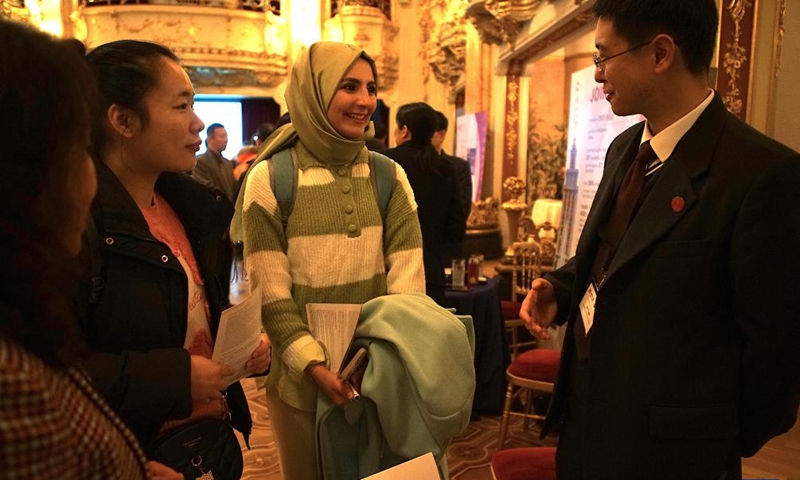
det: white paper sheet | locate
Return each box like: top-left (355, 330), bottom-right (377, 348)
top-left (212, 288), bottom-right (263, 385)
top-left (361, 452), bottom-right (440, 480)
top-left (306, 303), bottom-right (361, 373)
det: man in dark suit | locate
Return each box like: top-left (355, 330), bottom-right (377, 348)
top-left (433, 110), bottom-right (473, 265)
top-left (384, 102), bottom-right (466, 305)
top-left (521, 1), bottom-right (800, 478)
top-left (192, 123), bottom-right (236, 300)
top-left (193, 123), bottom-right (236, 203)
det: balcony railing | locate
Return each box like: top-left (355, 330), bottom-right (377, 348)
top-left (82, 0), bottom-right (280, 14)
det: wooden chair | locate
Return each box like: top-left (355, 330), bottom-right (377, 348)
top-left (501, 242), bottom-right (541, 360)
top-left (497, 348), bottom-right (560, 448)
top-left (491, 447), bottom-right (557, 480)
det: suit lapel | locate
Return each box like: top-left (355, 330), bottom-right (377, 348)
top-left (605, 95), bottom-right (730, 280)
top-left (573, 125), bottom-right (643, 284)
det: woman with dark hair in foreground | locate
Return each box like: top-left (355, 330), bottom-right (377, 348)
top-left (0, 20), bottom-right (179, 479)
top-left (76, 39), bottom-right (270, 467)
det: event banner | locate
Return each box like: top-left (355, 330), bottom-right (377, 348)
top-left (455, 111), bottom-right (488, 202)
top-left (555, 65), bottom-right (644, 267)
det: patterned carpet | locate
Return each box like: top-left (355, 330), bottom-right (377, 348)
top-left (235, 378), bottom-right (557, 480)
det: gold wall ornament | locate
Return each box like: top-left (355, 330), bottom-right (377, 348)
top-left (374, 52), bottom-right (399, 90)
top-left (497, 9), bottom-right (593, 70)
top-left (466, 0), bottom-right (544, 45)
top-left (0, 1), bottom-right (26, 21)
top-left (418, 0), bottom-right (469, 87)
top-left (324, 3), bottom-right (399, 90)
top-left (466, 0), bottom-right (519, 44)
top-left (427, 20), bottom-right (467, 86)
top-left (185, 60), bottom-right (286, 87)
top-left (503, 71), bottom-right (520, 200)
top-left (1, 0), bottom-right (30, 22)
top-left (718, 0), bottom-right (755, 120)
top-left (484, 0), bottom-right (542, 23)
top-left (467, 197), bottom-right (500, 229)
top-left (775, 0), bottom-right (786, 79)
top-left (80, 5), bottom-right (289, 87)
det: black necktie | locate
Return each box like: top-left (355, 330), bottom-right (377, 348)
top-left (574, 141), bottom-right (658, 361)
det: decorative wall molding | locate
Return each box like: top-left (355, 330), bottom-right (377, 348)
top-left (418, 0), bottom-right (468, 87)
top-left (717, 0), bottom-right (756, 120)
top-left (186, 65), bottom-right (281, 87)
top-left (1, 1), bottom-right (29, 22)
top-left (498, 10), bottom-right (593, 70)
top-left (503, 67), bottom-right (521, 201)
top-left (324, 4), bottom-right (399, 90)
top-left (466, 0), bottom-right (544, 45)
top-left (80, 5), bottom-right (288, 87)
top-left (774, 0), bottom-right (786, 79)
top-left (427, 20), bottom-right (467, 86)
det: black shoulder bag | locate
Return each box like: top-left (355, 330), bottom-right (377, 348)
top-left (86, 219), bottom-right (244, 479)
top-left (151, 415), bottom-right (243, 480)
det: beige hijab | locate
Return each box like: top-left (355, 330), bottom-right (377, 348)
top-left (231, 42), bottom-right (378, 242)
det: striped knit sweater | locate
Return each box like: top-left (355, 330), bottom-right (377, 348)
top-left (242, 141), bottom-right (425, 410)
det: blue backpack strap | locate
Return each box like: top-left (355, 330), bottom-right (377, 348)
top-left (269, 147), bottom-right (298, 229)
top-left (369, 151), bottom-right (396, 222)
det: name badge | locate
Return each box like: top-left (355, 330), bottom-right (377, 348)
top-left (579, 283), bottom-right (597, 335)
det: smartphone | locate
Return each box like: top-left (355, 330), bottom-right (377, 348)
top-left (340, 347), bottom-right (369, 380)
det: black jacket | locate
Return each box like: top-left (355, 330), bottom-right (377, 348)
top-left (442, 151), bottom-right (472, 219)
top-left (384, 143), bottom-right (466, 303)
top-left (441, 151), bottom-right (472, 263)
top-left (75, 163), bottom-right (252, 452)
top-left (544, 95), bottom-right (800, 479)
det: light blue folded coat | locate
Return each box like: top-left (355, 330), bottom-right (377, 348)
top-left (315, 293), bottom-right (476, 480)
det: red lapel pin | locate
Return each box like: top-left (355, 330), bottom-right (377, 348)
top-left (671, 196), bottom-right (685, 213)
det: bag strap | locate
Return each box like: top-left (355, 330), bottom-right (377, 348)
top-left (269, 147), bottom-right (298, 229)
top-left (269, 148), bottom-right (395, 229)
top-left (369, 151), bottom-right (396, 222)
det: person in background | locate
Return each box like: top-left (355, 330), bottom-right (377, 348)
top-left (78, 39), bottom-right (270, 455)
top-left (232, 41), bottom-right (425, 480)
top-left (193, 123), bottom-right (236, 204)
top-left (384, 102), bottom-right (466, 305)
top-left (194, 121), bottom-right (237, 297)
top-left (521, 0), bottom-right (800, 478)
top-left (254, 121), bottom-right (276, 148)
top-left (0, 20), bottom-right (179, 480)
top-left (234, 122), bottom-right (276, 182)
top-left (433, 109), bottom-right (472, 264)
top-left (365, 119), bottom-right (388, 152)
top-left (234, 145), bottom-right (258, 181)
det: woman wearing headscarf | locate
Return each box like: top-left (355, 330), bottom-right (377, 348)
top-left (232, 42), bottom-right (425, 479)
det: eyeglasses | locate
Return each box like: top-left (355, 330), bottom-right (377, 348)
top-left (593, 39), bottom-right (654, 71)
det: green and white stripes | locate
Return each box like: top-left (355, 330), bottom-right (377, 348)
top-left (241, 143), bottom-right (424, 411)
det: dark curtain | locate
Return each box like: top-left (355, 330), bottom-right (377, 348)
top-left (241, 97), bottom-right (280, 145)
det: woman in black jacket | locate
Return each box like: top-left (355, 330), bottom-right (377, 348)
top-left (77, 40), bottom-right (270, 457)
top-left (384, 102), bottom-right (467, 305)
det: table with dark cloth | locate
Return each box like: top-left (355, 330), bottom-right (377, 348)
top-left (443, 277), bottom-right (510, 413)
